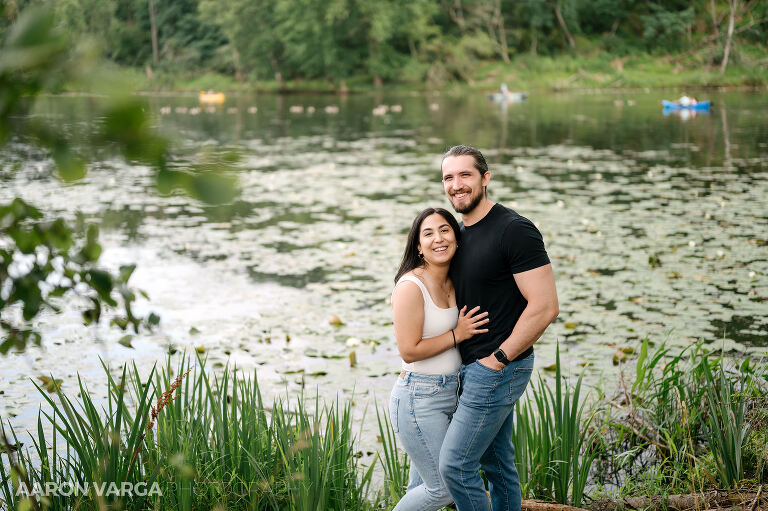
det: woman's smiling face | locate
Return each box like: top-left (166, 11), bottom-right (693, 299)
top-left (418, 213), bottom-right (458, 266)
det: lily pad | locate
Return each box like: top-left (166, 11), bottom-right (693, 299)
top-left (38, 376), bottom-right (63, 393)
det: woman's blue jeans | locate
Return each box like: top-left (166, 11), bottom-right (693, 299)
top-left (439, 354), bottom-right (534, 511)
top-left (389, 372), bottom-right (459, 511)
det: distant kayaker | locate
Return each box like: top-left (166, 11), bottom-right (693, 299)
top-left (679, 95), bottom-right (698, 106)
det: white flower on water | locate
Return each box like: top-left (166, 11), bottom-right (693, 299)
top-left (345, 337), bottom-right (361, 347)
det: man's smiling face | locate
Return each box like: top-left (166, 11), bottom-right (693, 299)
top-left (441, 154), bottom-right (490, 214)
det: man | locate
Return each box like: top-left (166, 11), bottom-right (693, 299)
top-left (438, 145), bottom-right (559, 511)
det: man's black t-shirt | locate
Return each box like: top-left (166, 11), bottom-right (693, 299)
top-left (450, 203), bottom-right (551, 365)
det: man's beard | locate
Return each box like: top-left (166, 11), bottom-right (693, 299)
top-left (451, 189), bottom-right (484, 214)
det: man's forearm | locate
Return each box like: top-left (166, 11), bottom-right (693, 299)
top-left (498, 303), bottom-right (558, 360)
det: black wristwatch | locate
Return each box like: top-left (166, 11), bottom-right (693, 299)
top-left (493, 348), bottom-right (511, 366)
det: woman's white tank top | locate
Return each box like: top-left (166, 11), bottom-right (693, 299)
top-left (394, 275), bottom-right (461, 375)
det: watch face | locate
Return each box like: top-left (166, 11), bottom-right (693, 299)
top-left (494, 350), bottom-right (508, 364)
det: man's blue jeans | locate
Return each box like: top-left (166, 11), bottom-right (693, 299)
top-left (439, 353), bottom-right (534, 511)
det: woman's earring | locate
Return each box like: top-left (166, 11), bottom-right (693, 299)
top-left (418, 252), bottom-right (424, 259)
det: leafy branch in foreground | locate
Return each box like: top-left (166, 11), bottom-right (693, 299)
top-left (0, 5), bottom-right (239, 353)
top-left (0, 198), bottom-right (163, 354)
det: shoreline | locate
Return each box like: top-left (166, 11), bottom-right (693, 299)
top-left (58, 53), bottom-right (768, 96)
top-left (49, 82), bottom-right (768, 99)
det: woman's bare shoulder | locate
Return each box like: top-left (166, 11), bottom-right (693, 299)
top-left (392, 277), bottom-right (423, 306)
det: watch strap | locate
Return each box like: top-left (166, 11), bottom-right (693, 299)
top-left (493, 348), bottom-right (511, 365)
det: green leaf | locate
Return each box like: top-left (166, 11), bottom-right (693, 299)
top-left (156, 168), bottom-right (189, 195)
top-left (118, 335), bottom-right (134, 348)
top-left (48, 218), bottom-right (73, 251)
top-left (110, 317), bottom-right (128, 330)
top-left (189, 172), bottom-right (238, 205)
top-left (53, 146), bottom-right (86, 182)
top-left (10, 228), bottom-right (41, 253)
top-left (82, 297), bottom-right (101, 325)
top-left (87, 269), bottom-right (114, 301)
top-left (0, 6), bottom-right (66, 73)
top-left (81, 224), bottom-right (102, 261)
top-left (119, 264), bottom-right (136, 283)
top-left (17, 281), bottom-right (43, 321)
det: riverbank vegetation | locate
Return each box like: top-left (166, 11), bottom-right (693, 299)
top-left (2, 0), bottom-right (768, 92)
top-left (2, 340), bottom-right (766, 510)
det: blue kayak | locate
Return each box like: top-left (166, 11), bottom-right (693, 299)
top-left (662, 100), bottom-right (711, 110)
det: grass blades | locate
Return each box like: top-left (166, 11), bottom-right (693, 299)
top-left (704, 358), bottom-right (750, 489)
top-left (513, 341), bottom-right (597, 507)
top-left (2, 341), bottom-right (766, 510)
top-left (375, 405), bottom-right (409, 503)
top-left (0, 355), bottom-right (379, 510)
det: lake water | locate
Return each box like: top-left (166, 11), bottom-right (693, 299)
top-left (1, 89), bottom-right (767, 462)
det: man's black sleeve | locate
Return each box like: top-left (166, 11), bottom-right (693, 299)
top-left (501, 217), bottom-right (550, 274)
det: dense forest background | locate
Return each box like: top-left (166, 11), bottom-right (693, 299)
top-left (1, 0), bottom-right (767, 89)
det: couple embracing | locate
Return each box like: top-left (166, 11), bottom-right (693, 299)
top-left (389, 145), bottom-right (559, 511)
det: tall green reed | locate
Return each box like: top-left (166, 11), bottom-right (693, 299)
top-left (513, 342), bottom-right (597, 507)
top-left (0, 360), bottom-right (159, 511)
top-left (375, 406), bottom-right (409, 503)
top-left (603, 338), bottom-right (766, 494)
top-left (703, 358), bottom-right (750, 489)
top-left (0, 355), bottom-right (378, 510)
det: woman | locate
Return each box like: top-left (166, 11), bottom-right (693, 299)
top-left (389, 207), bottom-right (489, 510)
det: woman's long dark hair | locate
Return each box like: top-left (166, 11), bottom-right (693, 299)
top-left (394, 207), bottom-right (461, 283)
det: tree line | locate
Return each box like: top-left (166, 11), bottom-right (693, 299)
top-left (1, 0), bottom-right (766, 88)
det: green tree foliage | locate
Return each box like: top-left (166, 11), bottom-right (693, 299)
top-left (513, 0), bottom-right (556, 55)
top-left (198, 0), bottom-right (284, 80)
top-left (151, 0), bottom-right (227, 70)
top-left (640, 3), bottom-right (696, 51)
top-left (20, 0), bottom-right (766, 85)
top-left (53, 0), bottom-right (117, 48)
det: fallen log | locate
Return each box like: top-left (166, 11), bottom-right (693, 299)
top-left (587, 488), bottom-right (765, 511)
top-left (522, 500), bottom-right (589, 511)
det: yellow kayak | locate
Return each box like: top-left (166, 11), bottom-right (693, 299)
top-left (199, 91), bottom-right (226, 104)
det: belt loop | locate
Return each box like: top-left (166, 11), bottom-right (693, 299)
top-left (442, 374), bottom-right (446, 385)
